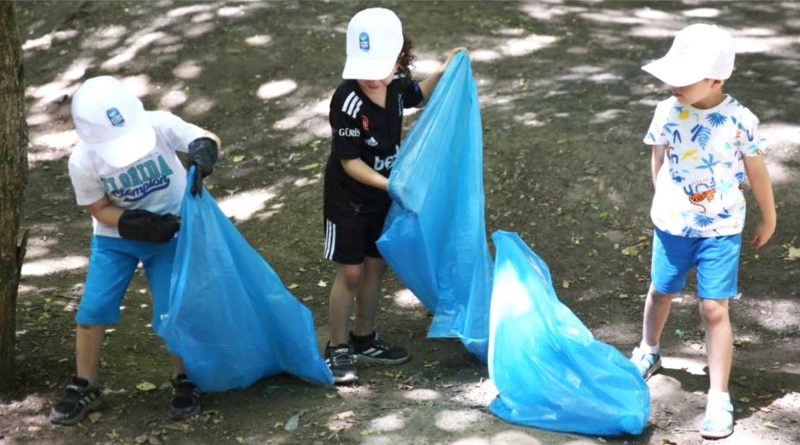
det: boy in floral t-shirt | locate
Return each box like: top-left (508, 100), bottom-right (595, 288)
top-left (631, 24), bottom-right (776, 439)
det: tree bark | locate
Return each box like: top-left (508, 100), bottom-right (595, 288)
top-left (0, 1), bottom-right (29, 392)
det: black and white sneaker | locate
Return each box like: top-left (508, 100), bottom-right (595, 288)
top-left (49, 377), bottom-right (102, 425)
top-left (325, 343), bottom-right (359, 384)
top-left (170, 374), bottom-right (202, 420)
top-left (350, 331), bottom-right (410, 365)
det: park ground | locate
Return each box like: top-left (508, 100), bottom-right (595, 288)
top-left (2, 1), bottom-right (799, 444)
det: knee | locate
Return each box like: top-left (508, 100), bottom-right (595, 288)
top-left (338, 266), bottom-right (363, 291)
top-left (700, 300), bottom-right (729, 325)
top-left (649, 288), bottom-right (673, 304)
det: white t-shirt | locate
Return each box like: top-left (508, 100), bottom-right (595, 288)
top-left (69, 111), bottom-right (205, 238)
top-left (643, 95), bottom-right (765, 238)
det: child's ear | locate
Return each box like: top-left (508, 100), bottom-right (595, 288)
top-left (712, 79), bottom-right (725, 88)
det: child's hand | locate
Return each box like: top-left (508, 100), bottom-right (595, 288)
top-left (441, 47), bottom-right (469, 72)
top-left (751, 219), bottom-right (776, 248)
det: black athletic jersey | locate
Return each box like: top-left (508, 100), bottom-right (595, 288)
top-left (324, 75), bottom-right (424, 216)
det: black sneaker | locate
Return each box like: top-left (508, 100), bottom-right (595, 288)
top-left (170, 374), bottom-right (201, 420)
top-left (325, 343), bottom-right (358, 384)
top-left (350, 331), bottom-right (410, 365)
top-left (49, 377), bottom-right (102, 425)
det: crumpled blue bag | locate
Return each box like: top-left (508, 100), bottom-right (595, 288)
top-left (157, 167), bottom-right (333, 391)
top-left (377, 52), bottom-right (492, 360)
top-left (488, 230), bottom-right (649, 436)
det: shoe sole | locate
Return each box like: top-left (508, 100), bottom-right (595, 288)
top-left (170, 402), bottom-right (202, 420)
top-left (355, 354), bottom-right (410, 366)
top-left (49, 398), bottom-right (102, 426)
top-left (701, 428), bottom-right (733, 439)
top-left (333, 374), bottom-right (359, 384)
top-left (643, 357), bottom-right (662, 381)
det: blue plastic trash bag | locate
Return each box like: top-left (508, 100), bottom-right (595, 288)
top-left (488, 231), bottom-right (649, 436)
top-left (157, 167), bottom-right (333, 391)
top-left (377, 52), bottom-right (492, 360)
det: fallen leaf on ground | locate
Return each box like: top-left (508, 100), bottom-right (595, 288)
top-left (136, 381), bottom-right (157, 391)
top-left (621, 245), bottom-right (639, 256)
top-left (336, 410), bottom-right (354, 420)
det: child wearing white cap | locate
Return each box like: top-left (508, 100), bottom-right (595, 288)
top-left (50, 76), bottom-right (222, 425)
top-left (632, 24), bottom-right (776, 439)
top-left (322, 7), bottom-right (464, 383)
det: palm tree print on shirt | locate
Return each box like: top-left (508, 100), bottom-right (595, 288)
top-left (690, 124), bottom-right (712, 148)
top-left (696, 154), bottom-right (720, 174)
top-left (707, 112), bottom-right (727, 127)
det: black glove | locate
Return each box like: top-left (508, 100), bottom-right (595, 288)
top-left (188, 137), bottom-right (219, 196)
top-left (118, 209), bottom-right (180, 243)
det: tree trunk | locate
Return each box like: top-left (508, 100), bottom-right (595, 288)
top-left (0, 1), bottom-right (28, 392)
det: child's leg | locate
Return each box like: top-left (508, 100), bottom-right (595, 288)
top-left (329, 263), bottom-right (363, 345)
top-left (353, 256), bottom-right (387, 336)
top-left (74, 236), bottom-right (138, 382)
top-left (699, 298), bottom-right (732, 392)
top-left (642, 282), bottom-right (675, 347)
top-left (76, 324), bottom-right (104, 384)
top-left (633, 228), bottom-right (692, 379)
top-left (694, 233), bottom-right (739, 439)
top-left (140, 237), bottom-right (187, 377)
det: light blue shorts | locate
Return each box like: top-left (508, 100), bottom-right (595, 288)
top-left (651, 227), bottom-right (741, 299)
top-left (76, 235), bottom-right (176, 330)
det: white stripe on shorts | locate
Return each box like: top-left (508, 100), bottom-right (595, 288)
top-left (324, 219), bottom-right (336, 260)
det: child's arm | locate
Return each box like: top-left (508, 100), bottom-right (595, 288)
top-left (743, 155), bottom-right (776, 248)
top-left (341, 158), bottom-right (389, 191)
top-left (201, 130), bottom-right (222, 151)
top-left (87, 196), bottom-right (123, 227)
top-left (651, 144), bottom-right (667, 188)
top-left (419, 47), bottom-right (468, 100)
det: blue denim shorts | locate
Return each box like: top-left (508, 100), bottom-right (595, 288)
top-left (76, 235), bottom-right (176, 330)
top-left (651, 227), bottom-right (741, 299)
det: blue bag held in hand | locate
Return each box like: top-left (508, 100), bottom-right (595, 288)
top-left (377, 52), bottom-right (492, 360)
top-left (488, 231), bottom-right (649, 436)
top-left (157, 167), bottom-right (333, 391)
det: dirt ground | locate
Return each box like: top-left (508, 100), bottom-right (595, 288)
top-left (2, 1), bottom-right (799, 444)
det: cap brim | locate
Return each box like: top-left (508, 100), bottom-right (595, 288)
top-left (342, 56), bottom-right (396, 80)
top-left (642, 56), bottom-right (704, 87)
top-left (88, 117), bottom-right (157, 168)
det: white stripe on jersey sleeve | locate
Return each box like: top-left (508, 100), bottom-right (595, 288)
top-left (347, 97), bottom-right (362, 118)
top-left (341, 91), bottom-right (357, 114)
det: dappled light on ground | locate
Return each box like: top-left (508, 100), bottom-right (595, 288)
top-left (402, 388), bottom-right (440, 401)
top-left (21, 255), bottom-right (88, 277)
top-left (436, 409), bottom-right (491, 432)
top-left (257, 79), bottom-right (298, 100)
top-left (389, 288), bottom-right (423, 309)
top-left (215, 186), bottom-right (278, 222)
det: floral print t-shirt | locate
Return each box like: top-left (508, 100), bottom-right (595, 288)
top-left (643, 95), bottom-right (765, 238)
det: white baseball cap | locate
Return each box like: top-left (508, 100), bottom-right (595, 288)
top-left (642, 24), bottom-right (735, 87)
top-left (342, 8), bottom-right (403, 80)
top-left (71, 76), bottom-right (156, 168)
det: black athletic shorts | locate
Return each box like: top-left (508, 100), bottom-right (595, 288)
top-left (323, 210), bottom-right (388, 265)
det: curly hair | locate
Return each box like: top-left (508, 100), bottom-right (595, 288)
top-left (396, 33), bottom-right (416, 79)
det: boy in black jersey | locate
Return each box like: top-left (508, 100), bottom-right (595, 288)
top-left (323, 7), bottom-right (463, 383)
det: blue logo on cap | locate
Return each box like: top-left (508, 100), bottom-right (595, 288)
top-left (359, 32), bottom-right (370, 52)
top-left (106, 108), bottom-right (125, 128)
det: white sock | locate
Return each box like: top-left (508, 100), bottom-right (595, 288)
top-left (707, 391), bottom-right (731, 406)
top-left (639, 340), bottom-right (660, 355)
